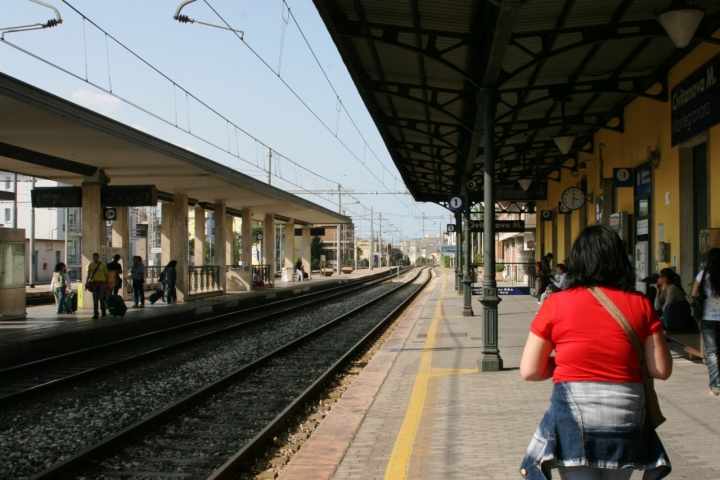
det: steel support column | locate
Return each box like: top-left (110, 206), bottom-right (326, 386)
top-left (462, 178), bottom-right (473, 316)
top-left (478, 88), bottom-right (503, 371)
top-left (455, 210), bottom-right (462, 292)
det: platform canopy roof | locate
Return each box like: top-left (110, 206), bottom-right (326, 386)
top-left (314, 0), bottom-right (720, 204)
top-left (0, 73), bottom-right (351, 225)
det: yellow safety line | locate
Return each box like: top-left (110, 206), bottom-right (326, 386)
top-left (384, 270), bottom-right (447, 479)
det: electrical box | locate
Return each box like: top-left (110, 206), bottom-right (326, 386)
top-left (700, 229), bottom-right (720, 254)
top-left (658, 241), bottom-right (671, 263)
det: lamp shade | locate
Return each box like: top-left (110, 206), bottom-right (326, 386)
top-left (518, 178), bottom-right (533, 191)
top-left (553, 135), bottom-right (575, 155)
top-left (578, 161), bottom-right (587, 171)
top-left (658, 6), bottom-right (704, 48)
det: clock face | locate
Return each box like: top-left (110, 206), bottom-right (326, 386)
top-left (561, 187), bottom-right (585, 211)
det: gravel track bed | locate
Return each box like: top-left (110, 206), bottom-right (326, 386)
top-left (0, 278), bottom-right (411, 480)
top-left (81, 272), bottom-right (428, 479)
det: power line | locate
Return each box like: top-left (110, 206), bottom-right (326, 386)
top-left (201, 0), bottom-right (420, 220)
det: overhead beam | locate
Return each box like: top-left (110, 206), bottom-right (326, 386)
top-left (0, 141), bottom-right (98, 177)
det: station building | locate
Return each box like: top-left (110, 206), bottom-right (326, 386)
top-left (537, 43), bottom-right (720, 290)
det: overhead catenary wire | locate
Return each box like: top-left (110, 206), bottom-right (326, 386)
top-left (200, 0), bottom-right (421, 220)
top-left (2, 0), bottom-right (434, 235)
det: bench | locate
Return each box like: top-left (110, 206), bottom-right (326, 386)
top-left (665, 330), bottom-right (705, 363)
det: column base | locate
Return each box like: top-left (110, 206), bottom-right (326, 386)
top-left (477, 354), bottom-right (503, 372)
top-left (463, 306), bottom-right (474, 316)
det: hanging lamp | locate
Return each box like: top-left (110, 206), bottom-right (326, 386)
top-left (658, 0), bottom-right (704, 48)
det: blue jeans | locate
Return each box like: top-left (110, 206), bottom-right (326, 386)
top-left (92, 284), bottom-right (107, 316)
top-left (701, 320), bottom-right (720, 389)
top-left (558, 466), bottom-right (632, 480)
top-left (55, 286), bottom-right (68, 314)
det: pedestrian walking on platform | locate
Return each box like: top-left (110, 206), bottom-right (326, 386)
top-left (692, 248), bottom-right (720, 396)
top-left (520, 225), bottom-right (672, 480)
top-left (160, 260), bottom-right (178, 304)
top-left (106, 254), bottom-right (123, 296)
top-left (86, 253), bottom-right (108, 319)
top-left (51, 262), bottom-right (71, 314)
top-left (130, 256), bottom-right (145, 307)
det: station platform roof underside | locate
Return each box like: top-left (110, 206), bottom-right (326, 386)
top-left (315, 0), bottom-right (720, 205)
top-left (0, 73), bottom-right (351, 226)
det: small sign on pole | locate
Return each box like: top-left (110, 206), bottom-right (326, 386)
top-left (447, 195), bottom-right (465, 212)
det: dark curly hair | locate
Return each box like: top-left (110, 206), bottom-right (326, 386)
top-left (565, 225), bottom-right (636, 291)
top-left (703, 248), bottom-right (720, 297)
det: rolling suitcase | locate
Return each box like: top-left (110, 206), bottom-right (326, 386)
top-left (65, 293), bottom-right (77, 313)
top-left (106, 294), bottom-right (127, 318)
top-left (148, 289), bottom-right (164, 305)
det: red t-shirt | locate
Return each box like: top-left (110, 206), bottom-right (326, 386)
top-left (531, 287), bottom-right (663, 384)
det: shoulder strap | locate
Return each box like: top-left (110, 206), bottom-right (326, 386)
top-left (588, 287), bottom-right (644, 363)
top-left (88, 262), bottom-right (101, 281)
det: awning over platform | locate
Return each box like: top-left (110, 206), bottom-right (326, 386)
top-left (0, 73), bottom-right (350, 225)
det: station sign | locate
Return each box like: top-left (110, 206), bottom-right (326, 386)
top-left (613, 168), bottom-right (633, 187)
top-left (0, 191), bottom-right (16, 201)
top-left (472, 286), bottom-right (530, 295)
top-left (447, 194), bottom-right (465, 212)
top-left (671, 54), bottom-right (720, 146)
top-left (440, 245), bottom-right (465, 254)
top-left (635, 163), bottom-right (652, 197)
top-left (294, 228), bottom-right (326, 236)
top-left (480, 181), bottom-right (547, 201)
top-left (540, 210), bottom-right (553, 222)
top-left (447, 224), bottom-right (457, 233)
top-left (467, 220), bottom-right (525, 232)
top-left (31, 187), bottom-right (83, 208)
top-left (102, 185), bottom-right (158, 207)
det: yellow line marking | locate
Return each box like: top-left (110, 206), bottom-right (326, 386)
top-left (384, 270), bottom-right (448, 479)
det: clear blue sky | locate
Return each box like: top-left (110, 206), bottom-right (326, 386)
top-left (1, 0), bottom-right (452, 242)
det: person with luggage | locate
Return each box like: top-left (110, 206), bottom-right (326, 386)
top-left (86, 253), bottom-right (108, 319)
top-left (51, 262), bottom-right (72, 314)
top-left (161, 260), bottom-right (177, 304)
top-left (130, 255), bottom-right (145, 308)
top-left (691, 248), bottom-right (720, 396)
top-left (106, 254), bottom-right (123, 296)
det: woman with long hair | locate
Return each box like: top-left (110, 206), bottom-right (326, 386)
top-left (692, 247), bottom-right (720, 395)
top-left (161, 260), bottom-right (178, 304)
top-left (520, 225), bottom-right (672, 480)
top-left (50, 262), bottom-right (71, 314)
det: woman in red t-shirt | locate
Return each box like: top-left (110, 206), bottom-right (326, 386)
top-left (519, 225), bottom-right (672, 480)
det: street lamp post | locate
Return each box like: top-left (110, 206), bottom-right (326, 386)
top-left (478, 88), bottom-right (503, 371)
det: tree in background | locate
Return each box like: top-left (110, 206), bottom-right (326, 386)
top-left (311, 236), bottom-right (329, 270)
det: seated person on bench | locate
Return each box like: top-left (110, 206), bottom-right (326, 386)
top-left (252, 271), bottom-right (265, 288)
top-left (539, 263), bottom-right (568, 306)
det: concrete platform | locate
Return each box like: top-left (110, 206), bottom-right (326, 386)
top-left (0, 267), bottom-right (399, 367)
top-left (279, 268), bottom-right (720, 480)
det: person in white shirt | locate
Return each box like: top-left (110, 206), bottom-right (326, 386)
top-left (50, 262), bottom-right (73, 314)
top-left (539, 263), bottom-right (568, 306)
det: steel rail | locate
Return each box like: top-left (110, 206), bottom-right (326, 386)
top-left (0, 267), bottom-right (410, 405)
top-left (29, 267), bottom-right (428, 480)
top-left (210, 267), bottom-right (433, 479)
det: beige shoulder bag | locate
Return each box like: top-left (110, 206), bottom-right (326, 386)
top-left (588, 287), bottom-right (666, 428)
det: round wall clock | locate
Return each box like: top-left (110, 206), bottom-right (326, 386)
top-left (561, 186), bottom-right (585, 211)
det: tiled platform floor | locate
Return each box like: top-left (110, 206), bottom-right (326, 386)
top-left (280, 268), bottom-right (720, 480)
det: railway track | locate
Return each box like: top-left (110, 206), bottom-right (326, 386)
top-left (0, 267), bottom-right (410, 405)
top-left (29, 267), bottom-right (432, 479)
